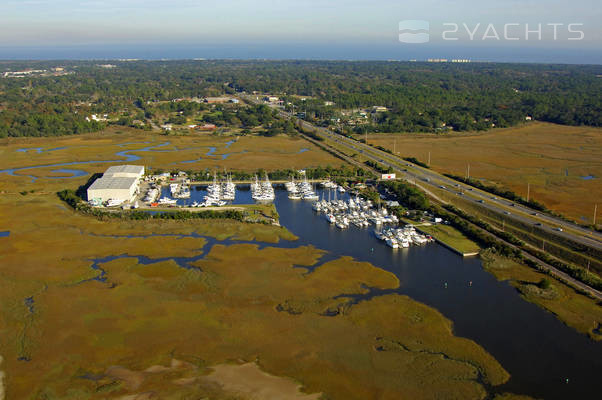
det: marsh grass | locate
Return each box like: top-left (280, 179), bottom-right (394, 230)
top-left (481, 250), bottom-right (602, 340)
top-left (369, 122), bottom-right (602, 222)
top-left (0, 191), bottom-right (510, 399)
top-left (1, 136), bottom-right (512, 399)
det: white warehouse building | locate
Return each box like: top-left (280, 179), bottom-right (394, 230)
top-left (87, 165), bottom-right (144, 204)
top-left (103, 165), bottom-right (144, 179)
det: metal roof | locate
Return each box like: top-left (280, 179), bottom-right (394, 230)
top-left (104, 165), bottom-right (144, 176)
top-left (88, 176), bottom-right (138, 191)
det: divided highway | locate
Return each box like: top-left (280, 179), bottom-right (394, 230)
top-left (241, 94), bottom-right (602, 253)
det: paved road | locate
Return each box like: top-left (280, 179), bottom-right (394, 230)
top-left (238, 94), bottom-right (602, 298)
top-left (241, 94), bottom-right (602, 254)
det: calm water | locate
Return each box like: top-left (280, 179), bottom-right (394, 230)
top-left (5, 143), bottom-right (602, 397)
top-left (272, 189), bottom-right (602, 399)
top-left (159, 184), bottom-right (255, 206)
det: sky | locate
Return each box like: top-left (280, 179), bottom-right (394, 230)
top-left (1, 0), bottom-right (601, 63)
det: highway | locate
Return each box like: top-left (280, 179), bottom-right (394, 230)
top-left (240, 94), bottom-right (602, 254)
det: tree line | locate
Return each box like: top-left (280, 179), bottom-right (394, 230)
top-left (1, 60), bottom-right (601, 138)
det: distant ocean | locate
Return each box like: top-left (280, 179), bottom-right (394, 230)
top-left (0, 43), bottom-right (600, 64)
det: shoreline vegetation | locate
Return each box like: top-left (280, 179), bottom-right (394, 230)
top-left (378, 178), bottom-right (602, 340)
top-left (0, 119), bottom-right (599, 397)
top-left (1, 186), bottom-right (516, 399)
top-left (481, 249), bottom-right (602, 341)
top-left (57, 188), bottom-right (284, 225)
top-left (378, 177), bottom-right (602, 292)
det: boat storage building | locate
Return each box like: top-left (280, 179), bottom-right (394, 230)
top-left (87, 165), bottom-right (144, 203)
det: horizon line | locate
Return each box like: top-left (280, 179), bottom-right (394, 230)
top-left (1, 58), bottom-right (602, 66)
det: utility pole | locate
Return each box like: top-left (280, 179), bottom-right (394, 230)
top-left (594, 204), bottom-right (598, 226)
top-left (527, 183), bottom-right (530, 202)
top-left (428, 151), bottom-right (431, 166)
top-left (394, 138), bottom-right (396, 154)
top-left (365, 131), bottom-right (368, 146)
top-left (466, 164), bottom-right (470, 180)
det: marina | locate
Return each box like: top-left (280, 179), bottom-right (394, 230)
top-left (251, 173), bottom-right (275, 202)
top-left (269, 189), bottom-right (602, 400)
top-left (5, 164), bottom-right (602, 399)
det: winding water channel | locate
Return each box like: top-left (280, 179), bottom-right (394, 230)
top-left (4, 142), bottom-right (601, 398)
top-left (274, 190), bottom-right (602, 399)
top-left (83, 188), bottom-right (602, 399)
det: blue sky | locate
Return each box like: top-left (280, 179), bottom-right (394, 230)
top-left (1, 0), bottom-right (601, 62)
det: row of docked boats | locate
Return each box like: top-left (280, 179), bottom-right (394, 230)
top-left (374, 226), bottom-right (433, 249)
top-left (193, 175), bottom-right (228, 206)
top-left (220, 175), bottom-right (236, 201)
top-left (313, 193), bottom-right (399, 230)
top-left (285, 176), bottom-right (319, 200)
top-left (251, 174), bottom-right (275, 202)
top-left (320, 180), bottom-right (346, 193)
top-left (170, 183), bottom-right (191, 199)
top-left (310, 190), bottom-right (433, 250)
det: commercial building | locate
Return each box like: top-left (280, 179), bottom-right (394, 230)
top-left (87, 165), bottom-right (144, 203)
top-left (103, 165), bottom-right (144, 179)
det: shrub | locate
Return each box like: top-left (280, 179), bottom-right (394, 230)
top-left (539, 278), bottom-right (552, 290)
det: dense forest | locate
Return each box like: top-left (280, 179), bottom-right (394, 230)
top-left (0, 60), bottom-right (600, 137)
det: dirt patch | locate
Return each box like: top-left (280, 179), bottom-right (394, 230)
top-left (204, 362), bottom-right (321, 400)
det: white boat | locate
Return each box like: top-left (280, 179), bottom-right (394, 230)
top-left (251, 173), bottom-right (275, 202)
top-left (386, 238), bottom-right (399, 249)
top-left (288, 193), bottom-right (301, 200)
top-left (106, 198), bottom-right (124, 207)
top-left (303, 193), bottom-right (319, 201)
top-left (158, 197), bottom-right (177, 205)
top-left (336, 221), bottom-right (348, 229)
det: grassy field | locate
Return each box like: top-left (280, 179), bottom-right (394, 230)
top-left (0, 127), bottom-right (345, 185)
top-left (481, 250), bottom-right (602, 341)
top-left (367, 122), bottom-right (602, 224)
top-left (416, 223), bottom-right (481, 255)
top-left (0, 134), bottom-right (521, 399)
top-left (0, 190), bottom-right (514, 399)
